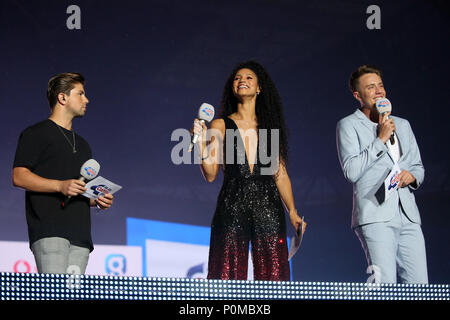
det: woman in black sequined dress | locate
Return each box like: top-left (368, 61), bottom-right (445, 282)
top-left (192, 61), bottom-right (305, 281)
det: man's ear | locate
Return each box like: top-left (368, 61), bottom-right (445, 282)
top-left (57, 92), bottom-right (67, 105)
top-left (353, 91), bottom-right (362, 104)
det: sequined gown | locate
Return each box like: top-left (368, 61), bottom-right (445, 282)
top-left (207, 117), bottom-right (290, 281)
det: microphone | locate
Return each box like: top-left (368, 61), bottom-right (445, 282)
top-left (188, 103), bottom-right (215, 152)
top-left (62, 159), bottom-right (100, 207)
top-left (375, 98), bottom-right (395, 145)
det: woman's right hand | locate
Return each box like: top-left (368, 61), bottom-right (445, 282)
top-left (191, 118), bottom-right (208, 142)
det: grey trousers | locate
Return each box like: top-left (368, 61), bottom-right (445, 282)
top-left (355, 204), bottom-right (428, 284)
top-left (31, 237), bottom-right (90, 274)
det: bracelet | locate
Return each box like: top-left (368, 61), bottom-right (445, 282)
top-left (201, 154), bottom-right (210, 161)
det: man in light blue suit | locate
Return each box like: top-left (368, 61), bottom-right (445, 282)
top-left (336, 65), bottom-right (428, 283)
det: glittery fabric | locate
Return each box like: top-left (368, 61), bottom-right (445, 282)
top-left (207, 117), bottom-right (290, 281)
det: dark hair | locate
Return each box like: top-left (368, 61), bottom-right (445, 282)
top-left (349, 65), bottom-right (382, 92)
top-left (220, 61), bottom-right (289, 166)
top-left (47, 72), bottom-right (85, 109)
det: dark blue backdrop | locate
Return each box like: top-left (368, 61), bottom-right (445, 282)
top-left (1, 0), bottom-right (449, 283)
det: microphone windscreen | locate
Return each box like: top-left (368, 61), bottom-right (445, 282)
top-left (375, 98), bottom-right (392, 115)
top-left (198, 103), bottom-right (215, 122)
top-left (80, 159), bottom-right (100, 180)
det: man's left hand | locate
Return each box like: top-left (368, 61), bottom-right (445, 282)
top-left (95, 193), bottom-right (114, 210)
top-left (397, 170), bottom-right (416, 188)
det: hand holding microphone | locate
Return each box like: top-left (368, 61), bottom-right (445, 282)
top-left (59, 179), bottom-right (87, 197)
top-left (378, 112), bottom-right (396, 144)
top-left (61, 159), bottom-right (100, 207)
top-left (188, 103), bottom-right (215, 152)
top-left (376, 98), bottom-right (396, 144)
top-left (191, 118), bottom-right (207, 143)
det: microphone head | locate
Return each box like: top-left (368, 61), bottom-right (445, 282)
top-left (80, 159), bottom-right (100, 180)
top-left (197, 103), bottom-right (215, 122)
top-left (375, 98), bottom-right (392, 115)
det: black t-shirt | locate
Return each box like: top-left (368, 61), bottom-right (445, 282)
top-left (13, 119), bottom-right (94, 252)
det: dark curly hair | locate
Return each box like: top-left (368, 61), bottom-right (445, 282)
top-left (220, 61), bottom-right (289, 166)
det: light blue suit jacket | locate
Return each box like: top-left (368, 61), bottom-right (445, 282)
top-left (336, 109), bottom-right (425, 229)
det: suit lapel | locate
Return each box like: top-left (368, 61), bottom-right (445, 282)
top-left (354, 109), bottom-right (397, 164)
top-left (393, 119), bottom-right (406, 161)
top-left (354, 109), bottom-right (377, 135)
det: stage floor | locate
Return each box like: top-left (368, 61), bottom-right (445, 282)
top-left (1, 272), bottom-right (448, 300)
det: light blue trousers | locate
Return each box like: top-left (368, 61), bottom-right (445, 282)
top-left (354, 204), bottom-right (428, 284)
top-left (31, 237), bottom-right (90, 274)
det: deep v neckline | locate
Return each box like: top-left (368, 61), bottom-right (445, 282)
top-left (228, 117), bottom-right (258, 175)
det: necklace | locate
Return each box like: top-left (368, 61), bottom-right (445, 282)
top-left (54, 123), bottom-right (76, 153)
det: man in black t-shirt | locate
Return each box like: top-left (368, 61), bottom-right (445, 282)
top-left (12, 72), bottom-right (114, 275)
